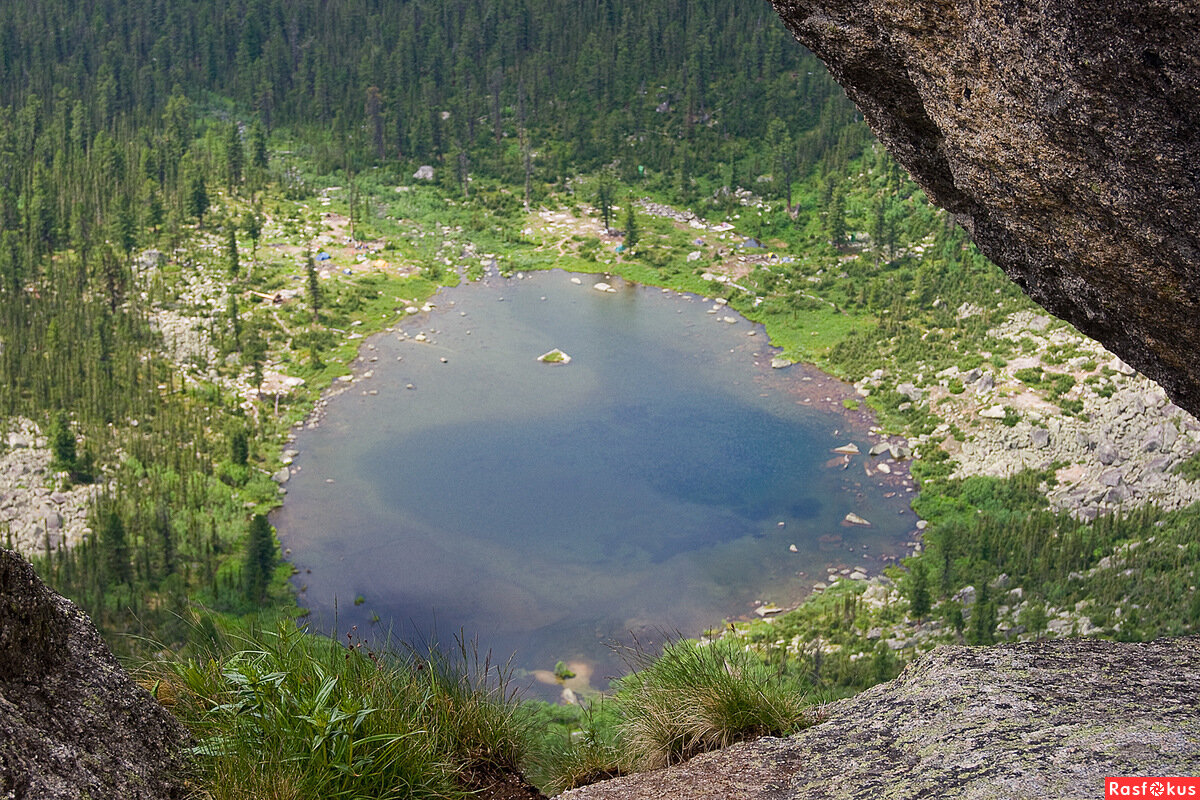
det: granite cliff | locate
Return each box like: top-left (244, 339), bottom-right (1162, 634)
top-left (0, 549), bottom-right (189, 800)
top-left (770, 0), bottom-right (1200, 417)
top-left (559, 638), bottom-right (1200, 800)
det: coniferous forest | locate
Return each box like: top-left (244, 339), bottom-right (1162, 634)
top-left (2, 2), bottom-right (1199, 797)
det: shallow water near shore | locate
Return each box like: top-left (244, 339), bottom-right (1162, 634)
top-left (273, 269), bottom-right (917, 698)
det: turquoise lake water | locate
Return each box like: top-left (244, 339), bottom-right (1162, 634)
top-left (272, 269), bottom-right (917, 695)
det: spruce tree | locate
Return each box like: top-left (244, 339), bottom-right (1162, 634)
top-left (244, 325), bottom-right (265, 393)
top-left (306, 252), bottom-right (321, 323)
top-left (242, 211), bottom-right (262, 261)
top-left (145, 187), bottom-right (165, 241)
top-left (230, 429), bottom-right (249, 466)
top-left (244, 513), bottom-right (275, 603)
top-left (49, 410), bottom-right (76, 473)
top-left (227, 293), bottom-right (241, 350)
top-left (967, 584), bottom-right (997, 645)
top-left (908, 561), bottom-right (931, 620)
top-left (189, 174), bottom-right (209, 226)
top-left (248, 120), bottom-right (268, 171)
top-left (225, 123), bottom-right (244, 191)
top-left (596, 171), bottom-right (615, 232)
top-left (227, 227), bottom-right (239, 277)
top-left (101, 512), bottom-right (132, 585)
top-left (624, 196), bottom-right (639, 252)
top-left (826, 185), bottom-right (846, 246)
top-left (154, 504), bottom-right (175, 577)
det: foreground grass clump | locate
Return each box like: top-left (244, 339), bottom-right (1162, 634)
top-left (538, 638), bottom-right (814, 792)
top-left (615, 638), bottom-right (814, 770)
top-left (154, 622), bottom-right (536, 800)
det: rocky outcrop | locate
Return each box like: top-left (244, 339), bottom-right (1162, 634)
top-left (1, 419), bottom-right (99, 556)
top-left (770, 0), bottom-right (1200, 418)
top-left (558, 637), bottom-right (1200, 800)
top-left (0, 549), bottom-right (189, 800)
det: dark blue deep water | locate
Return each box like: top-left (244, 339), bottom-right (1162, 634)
top-left (273, 270), bottom-right (916, 694)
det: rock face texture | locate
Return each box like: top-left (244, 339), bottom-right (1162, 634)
top-left (0, 549), bottom-right (189, 800)
top-left (558, 638), bottom-right (1200, 800)
top-left (770, 0), bottom-right (1200, 417)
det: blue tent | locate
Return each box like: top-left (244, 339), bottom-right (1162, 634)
top-left (316, 252), bottom-right (332, 261)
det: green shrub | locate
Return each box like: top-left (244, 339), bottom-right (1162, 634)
top-left (1014, 367), bottom-right (1043, 384)
top-left (1174, 451), bottom-right (1200, 482)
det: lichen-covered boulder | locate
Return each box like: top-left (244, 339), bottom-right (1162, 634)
top-left (0, 549), bottom-right (190, 799)
top-left (769, 0), bottom-right (1200, 418)
top-left (558, 638), bottom-right (1200, 799)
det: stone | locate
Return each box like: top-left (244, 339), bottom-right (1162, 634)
top-left (1163, 423), bottom-right (1179, 450)
top-left (1096, 442), bottom-right (1121, 466)
top-left (1029, 428), bottom-right (1050, 449)
top-left (1105, 484), bottom-right (1133, 504)
top-left (412, 165), bottom-right (434, 181)
top-left (1099, 469), bottom-right (1124, 488)
top-left (832, 443), bottom-right (860, 455)
top-left (0, 549), bottom-right (189, 798)
top-left (895, 382), bottom-right (923, 403)
top-left (769, 0), bottom-right (1200, 419)
top-left (974, 372), bottom-right (995, 392)
top-left (979, 405), bottom-right (1007, 419)
top-left (559, 639), bottom-right (1200, 800)
top-left (843, 512), bottom-right (871, 526)
top-left (1144, 456), bottom-right (1173, 473)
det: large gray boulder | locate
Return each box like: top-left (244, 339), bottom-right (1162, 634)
top-left (0, 549), bottom-right (189, 799)
top-left (770, 0), bottom-right (1200, 418)
top-left (558, 638), bottom-right (1200, 800)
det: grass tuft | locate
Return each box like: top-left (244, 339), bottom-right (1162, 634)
top-left (611, 636), bottom-right (814, 772)
top-left (151, 619), bottom-right (540, 800)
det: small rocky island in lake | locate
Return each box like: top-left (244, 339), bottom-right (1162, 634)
top-left (538, 349), bottom-right (571, 364)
